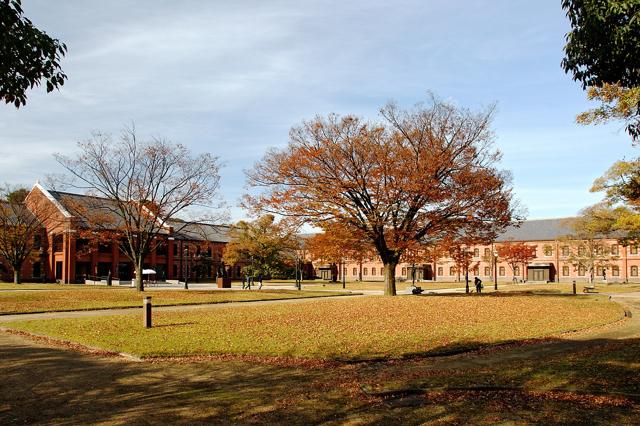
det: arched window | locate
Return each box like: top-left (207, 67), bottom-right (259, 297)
top-left (401, 267), bottom-right (406, 276)
top-left (363, 267), bottom-right (368, 276)
top-left (352, 268), bottom-right (357, 276)
top-left (631, 266), bottom-right (638, 276)
top-left (371, 267), bottom-right (376, 276)
top-left (484, 266), bottom-right (490, 276)
top-left (562, 266), bottom-right (569, 276)
top-left (514, 266), bottom-right (520, 276)
top-left (449, 266), bottom-right (455, 275)
top-left (473, 248), bottom-right (479, 257)
top-left (499, 266), bottom-right (505, 276)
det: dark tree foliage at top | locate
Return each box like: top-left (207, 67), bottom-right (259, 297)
top-left (0, 0), bottom-right (67, 108)
top-left (561, 0), bottom-right (640, 89)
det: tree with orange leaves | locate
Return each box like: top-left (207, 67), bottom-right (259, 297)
top-left (246, 95), bottom-right (520, 295)
top-left (496, 241), bottom-right (537, 283)
top-left (305, 222), bottom-right (373, 285)
top-left (446, 241), bottom-right (481, 293)
top-left (0, 186), bottom-right (58, 284)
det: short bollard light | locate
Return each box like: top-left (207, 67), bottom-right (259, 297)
top-left (572, 280), bottom-right (576, 295)
top-left (143, 296), bottom-right (152, 328)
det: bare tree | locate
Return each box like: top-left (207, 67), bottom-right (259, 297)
top-left (0, 186), bottom-right (57, 283)
top-left (55, 126), bottom-right (222, 291)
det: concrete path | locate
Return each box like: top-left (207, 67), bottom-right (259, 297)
top-left (0, 293), bottom-right (365, 323)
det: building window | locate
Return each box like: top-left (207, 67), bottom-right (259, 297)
top-left (543, 246), bottom-right (553, 257)
top-left (53, 234), bottom-right (63, 252)
top-left (578, 266), bottom-right (586, 276)
top-left (363, 268), bottom-right (368, 276)
top-left (98, 242), bottom-right (111, 253)
top-left (484, 266), bottom-right (490, 276)
top-left (472, 266), bottom-right (479, 275)
top-left (352, 268), bottom-right (357, 276)
top-left (632, 266), bottom-right (638, 277)
top-left (484, 248), bottom-right (490, 257)
top-left (499, 266), bottom-right (505, 276)
top-left (562, 265), bottom-right (569, 276)
top-left (401, 267), bottom-right (406, 276)
top-left (596, 245), bottom-right (604, 255)
top-left (33, 234), bottom-right (41, 249)
top-left (371, 267), bottom-right (376, 276)
top-left (514, 266), bottom-right (520, 276)
top-left (473, 248), bottom-right (479, 258)
top-left (173, 243), bottom-right (178, 256)
top-left (578, 246), bottom-right (586, 256)
top-left (562, 246), bottom-right (569, 256)
top-left (612, 265), bottom-right (620, 276)
top-left (632, 245), bottom-right (638, 255)
top-left (32, 262), bottom-right (41, 278)
top-left (596, 266), bottom-right (604, 276)
top-left (173, 264), bottom-right (178, 277)
top-left (449, 266), bottom-right (455, 276)
top-left (611, 244), bottom-right (619, 255)
top-left (156, 243), bottom-right (167, 256)
top-left (437, 267), bottom-right (443, 276)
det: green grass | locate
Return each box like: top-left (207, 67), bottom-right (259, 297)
top-left (6, 294), bottom-right (624, 360)
top-left (0, 288), bottom-right (348, 314)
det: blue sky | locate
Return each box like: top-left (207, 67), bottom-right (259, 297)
top-left (0, 0), bottom-right (636, 221)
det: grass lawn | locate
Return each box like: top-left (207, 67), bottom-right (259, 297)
top-left (488, 281), bottom-right (640, 294)
top-left (0, 288), bottom-right (348, 314)
top-left (6, 294), bottom-right (623, 360)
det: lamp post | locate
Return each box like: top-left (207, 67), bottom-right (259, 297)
top-left (493, 249), bottom-right (498, 291)
top-left (183, 247), bottom-right (189, 290)
top-left (342, 259), bottom-right (346, 289)
top-left (464, 248), bottom-right (470, 294)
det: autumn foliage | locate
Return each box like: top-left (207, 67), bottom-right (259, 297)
top-left (246, 96), bottom-right (520, 295)
top-left (497, 241), bottom-right (537, 281)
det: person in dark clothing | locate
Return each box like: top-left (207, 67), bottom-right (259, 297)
top-left (474, 276), bottom-right (483, 294)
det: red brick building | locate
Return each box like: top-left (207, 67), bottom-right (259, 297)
top-left (336, 219), bottom-right (640, 283)
top-left (0, 184), bottom-right (236, 284)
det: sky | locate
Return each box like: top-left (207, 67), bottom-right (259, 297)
top-left (0, 0), bottom-right (637, 222)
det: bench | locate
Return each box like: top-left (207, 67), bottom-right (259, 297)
top-left (583, 285), bottom-right (597, 293)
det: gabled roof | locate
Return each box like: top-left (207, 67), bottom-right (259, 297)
top-left (168, 220), bottom-right (230, 243)
top-left (495, 218), bottom-right (576, 242)
top-left (47, 189), bottom-right (133, 230)
top-left (36, 187), bottom-right (228, 243)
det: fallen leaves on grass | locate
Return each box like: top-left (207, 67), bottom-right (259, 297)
top-left (5, 295), bottom-right (623, 361)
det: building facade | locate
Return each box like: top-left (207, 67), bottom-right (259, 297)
top-left (335, 219), bottom-right (640, 283)
top-left (0, 184), bottom-right (238, 284)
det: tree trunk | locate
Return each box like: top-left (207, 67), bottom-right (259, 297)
top-left (383, 261), bottom-right (398, 296)
top-left (135, 259), bottom-right (144, 292)
top-left (13, 269), bottom-right (21, 284)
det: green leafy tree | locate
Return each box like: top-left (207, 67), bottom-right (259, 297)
top-left (561, 0), bottom-right (640, 140)
top-left (1, 0), bottom-right (67, 107)
top-left (222, 215), bottom-right (298, 279)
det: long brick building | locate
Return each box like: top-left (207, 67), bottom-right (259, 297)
top-left (336, 218), bottom-right (639, 283)
top-left (0, 184), bottom-right (235, 284)
top-left (3, 184), bottom-right (639, 285)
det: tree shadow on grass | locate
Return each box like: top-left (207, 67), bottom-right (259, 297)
top-left (1, 332), bottom-right (640, 425)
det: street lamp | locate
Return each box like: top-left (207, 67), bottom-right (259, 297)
top-left (463, 248), bottom-right (470, 294)
top-left (183, 247), bottom-right (189, 290)
top-left (493, 249), bottom-right (498, 291)
top-left (342, 259), bottom-right (346, 289)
